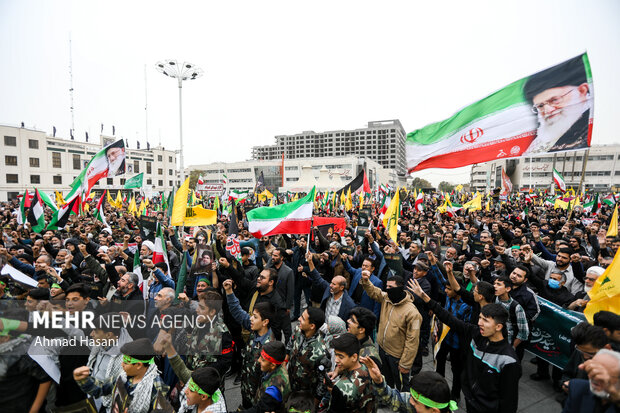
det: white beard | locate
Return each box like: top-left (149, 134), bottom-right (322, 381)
top-left (524, 95), bottom-right (591, 155)
top-left (584, 285), bottom-right (592, 293)
top-left (590, 380), bottom-right (610, 399)
top-left (108, 157), bottom-right (124, 176)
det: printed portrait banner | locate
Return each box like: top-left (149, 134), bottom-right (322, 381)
top-left (407, 53), bottom-right (593, 172)
top-left (527, 297), bottom-right (585, 370)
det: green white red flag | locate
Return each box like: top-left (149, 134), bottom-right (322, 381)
top-left (553, 168), bottom-right (566, 192)
top-left (152, 222), bottom-right (169, 267)
top-left (65, 139), bottom-right (126, 201)
top-left (247, 187), bottom-right (315, 237)
top-left (407, 54), bottom-right (593, 172)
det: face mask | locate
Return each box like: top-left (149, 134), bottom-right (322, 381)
top-left (548, 279), bottom-right (561, 289)
top-left (387, 286), bottom-right (406, 303)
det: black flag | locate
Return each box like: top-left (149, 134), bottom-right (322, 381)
top-left (85, 132), bottom-right (89, 142)
top-left (112, 125), bottom-right (116, 135)
top-left (53, 126), bottom-right (56, 137)
top-left (70, 129), bottom-right (74, 140)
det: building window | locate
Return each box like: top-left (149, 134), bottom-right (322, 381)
top-left (4, 136), bottom-right (16, 146)
top-left (7, 192), bottom-right (19, 200)
top-left (134, 160), bottom-right (140, 173)
top-left (169, 156), bottom-right (173, 162)
top-left (169, 180), bottom-right (173, 186)
top-left (28, 139), bottom-right (39, 149)
top-left (53, 175), bottom-right (62, 185)
top-left (4, 156), bottom-right (17, 166)
top-left (30, 175), bottom-right (40, 184)
top-left (120, 179), bottom-right (126, 185)
top-left (146, 162), bottom-right (152, 174)
top-left (73, 154), bottom-right (81, 170)
top-left (147, 179), bottom-right (152, 185)
top-left (107, 178), bottom-right (113, 185)
top-left (6, 174), bottom-right (18, 183)
top-left (158, 168), bottom-right (163, 175)
top-left (52, 152), bottom-right (62, 168)
top-left (168, 169), bottom-right (173, 176)
top-left (158, 155), bottom-right (163, 161)
top-left (158, 180), bottom-right (163, 186)
top-left (29, 157), bottom-right (40, 167)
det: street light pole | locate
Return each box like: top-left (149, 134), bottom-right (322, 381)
top-left (155, 59), bottom-right (203, 186)
top-left (177, 78), bottom-right (184, 183)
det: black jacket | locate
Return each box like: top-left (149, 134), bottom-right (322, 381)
top-left (427, 299), bottom-right (521, 413)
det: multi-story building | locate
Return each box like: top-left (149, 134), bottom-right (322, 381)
top-left (0, 124), bottom-right (178, 202)
top-left (470, 144), bottom-right (620, 193)
top-left (188, 155), bottom-right (396, 194)
top-left (251, 120), bottom-right (407, 175)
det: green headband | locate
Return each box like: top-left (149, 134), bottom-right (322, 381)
top-left (288, 409), bottom-right (310, 413)
top-left (410, 388), bottom-right (458, 411)
top-left (187, 378), bottom-right (220, 402)
top-left (51, 283), bottom-right (62, 289)
top-left (122, 355), bottom-right (154, 365)
top-left (0, 281), bottom-right (6, 287)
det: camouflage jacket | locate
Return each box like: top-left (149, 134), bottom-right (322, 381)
top-left (359, 336), bottom-right (382, 369)
top-left (185, 315), bottom-right (234, 374)
top-left (374, 378), bottom-right (415, 413)
top-left (241, 328), bottom-right (274, 404)
top-left (329, 364), bottom-right (375, 413)
top-left (258, 364), bottom-right (291, 404)
top-left (287, 326), bottom-right (327, 397)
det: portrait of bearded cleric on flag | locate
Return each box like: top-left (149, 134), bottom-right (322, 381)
top-left (105, 139), bottom-right (126, 176)
top-left (523, 55), bottom-right (592, 155)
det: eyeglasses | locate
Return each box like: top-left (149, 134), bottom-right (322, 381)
top-left (531, 88), bottom-right (577, 114)
top-left (585, 277), bottom-right (598, 282)
top-left (574, 344), bottom-right (597, 358)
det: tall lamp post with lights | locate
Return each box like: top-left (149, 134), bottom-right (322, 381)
top-left (155, 60), bottom-right (203, 184)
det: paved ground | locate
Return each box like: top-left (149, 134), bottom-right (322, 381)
top-left (219, 335), bottom-right (563, 412)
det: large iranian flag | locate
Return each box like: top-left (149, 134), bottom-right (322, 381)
top-left (65, 139), bottom-right (126, 200)
top-left (247, 186), bottom-right (316, 237)
top-left (407, 54), bottom-right (593, 172)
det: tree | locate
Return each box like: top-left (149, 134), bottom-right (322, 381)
top-left (188, 170), bottom-right (203, 189)
top-left (411, 177), bottom-right (433, 190)
top-left (438, 181), bottom-right (455, 193)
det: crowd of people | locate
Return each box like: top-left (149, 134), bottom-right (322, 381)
top-left (0, 189), bottom-right (619, 413)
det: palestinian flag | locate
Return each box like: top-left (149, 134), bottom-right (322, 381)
top-left (247, 186), bottom-right (316, 237)
top-left (229, 189), bottom-right (249, 204)
top-left (152, 223), bottom-right (169, 267)
top-left (65, 138), bottom-right (126, 201)
top-left (27, 190), bottom-right (46, 233)
top-left (603, 194), bottom-right (616, 207)
top-left (553, 168), bottom-right (567, 192)
top-left (335, 170), bottom-right (372, 198)
top-left (414, 191), bottom-right (424, 212)
top-left (94, 190), bottom-right (110, 228)
top-left (47, 196), bottom-right (80, 230)
top-left (406, 54), bottom-right (593, 172)
top-left (17, 190), bottom-right (28, 225)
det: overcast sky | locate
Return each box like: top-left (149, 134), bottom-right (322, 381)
top-left (1, 0), bottom-right (619, 186)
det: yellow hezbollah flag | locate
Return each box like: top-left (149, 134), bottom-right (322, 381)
top-left (584, 247), bottom-right (620, 323)
top-left (455, 184), bottom-right (463, 192)
top-left (107, 190), bottom-right (114, 206)
top-left (55, 191), bottom-right (66, 206)
top-left (345, 187), bottom-right (353, 211)
top-left (382, 190), bottom-right (400, 246)
top-left (171, 178), bottom-right (190, 226)
top-left (554, 198), bottom-right (569, 210)
top-left (463, 193), bottom-right (482, 211)
top-left (115, 191), bottom-right (123, 208)
top-left (607, 205), bottom-right (618, 238)
top-left (128, 195), bottom-right (137, 215)
top-left (182, 205), bottom-right (217, 227)
top-left (138, 200), bottom-right (146, 215)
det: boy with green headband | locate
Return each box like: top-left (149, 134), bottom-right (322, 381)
top-left (73, 338), bottom-right (168, 413)
top-left (158, 330), bottom-right (227, 413)
top-left (361, 356), bottom-right (458, 413)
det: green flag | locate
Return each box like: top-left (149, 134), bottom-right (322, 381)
top-left (166, 188), bottom-right (174, 217)
top-left (124, 173), bottom-right (144, 189)
top-left (174, 252), bottom-right (188, 302)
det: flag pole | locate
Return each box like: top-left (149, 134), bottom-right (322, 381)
top-left (306, 217), bottom-right (313, 254)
